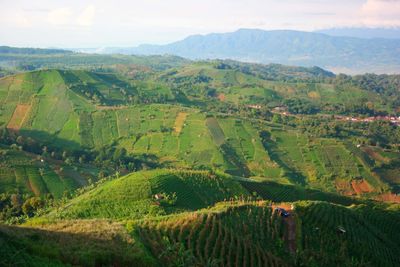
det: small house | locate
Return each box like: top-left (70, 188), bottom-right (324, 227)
top-left (337, 226), bottom-right (346, 234)
top-left (154, 194), bottom-right (164, 200)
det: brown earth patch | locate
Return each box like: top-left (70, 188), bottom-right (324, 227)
top-left (307, 91), bottom-right (320, 99)
top-left (7, 104), bottom-right (32, 131)
top-left (173, 112), bottom-right (188, 135)
top-left (271, 202), bottom-right (293, 211)
top-left (351, 179), bottom-right (374, 195)
top-left (284, 215), bottom-right (296, 255)
top-left (271, 202), bottom-right (296, 254)
top-left (335, 179), bottom-right (355, 196)
top-left (376, 193), bottom-right (400, 203)
top-left (96, 105), bottom-right (128, 110)
top-left (217, 93), bottom-right (226, 101)
top-left (351, 180), bottom-right (374, 195)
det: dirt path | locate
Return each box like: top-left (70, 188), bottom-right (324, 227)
top-left (272, 203), bottom-right (297, 255)
top-left (284, 214), bottom-right (297, 255)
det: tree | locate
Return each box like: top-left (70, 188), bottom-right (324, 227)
top-left (22, 197), bottom-right (44, 216)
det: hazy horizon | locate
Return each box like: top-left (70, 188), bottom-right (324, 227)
top-left (1, 0), bottom-right (400, 48)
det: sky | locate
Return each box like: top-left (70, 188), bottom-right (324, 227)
top-left (1, 0), bottom-right (400, 48)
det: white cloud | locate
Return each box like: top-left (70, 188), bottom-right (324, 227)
top-left (76, 5), bottom-right (96, 26)
top-left (361, 0), bottom-right (400, 26)
top-left (47, 7), bottom-right (72, 25)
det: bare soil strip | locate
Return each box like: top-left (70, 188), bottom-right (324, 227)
top-left (351, 179), bottom-right (373, 195)
top-left (7, 104), bottom-right (32, 131)
top-left (174, 112), bottom-right (188, 135)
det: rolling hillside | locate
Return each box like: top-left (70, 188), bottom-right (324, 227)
top-left (0, 66), bottom-right (398, 201)
top-left (49, 169), bottom-right (361, 221)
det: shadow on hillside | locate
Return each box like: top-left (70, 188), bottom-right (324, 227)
top-left (0, 223), bottom-right (152, 266)
top-left (261, 139), bottom-right (307, 186)
top-left (221, 143), bottom-right (251, 177)
top-left (240, 180), bottom-right (360, 206)
top-left (17, 129), bottom-right (84, 151)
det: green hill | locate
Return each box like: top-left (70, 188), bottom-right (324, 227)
top-left (50, 169), bottom-right (363, 221)
top-left (51, 170), bottom-right (249, 220)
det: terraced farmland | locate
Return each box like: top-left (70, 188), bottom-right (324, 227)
top-left (136, 202), bottom-right (289, 267)
top-left (0, 147), bottom-right (93, 198)
top-left (296, 201), bottom-right (400, 266)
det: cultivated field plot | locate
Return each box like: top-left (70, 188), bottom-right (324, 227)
top-left (297, 201), bottom-right (400, 266)
top-left (268, 130), bottom-right (380, 191)
top-left (180, 113), bottom-right (223, 167)
top-left (0, 74), bottom-right (35, 127)
top-left (217, 118), bottom-right (277, 176)
top-left (6, 104), bottom-right (32, 130)
top-left (137, 203), bottom-right (288, 267)
top-left (0, 148), bottom-right (91, 198)
top-left (173, 112), bottom-right (188, 135)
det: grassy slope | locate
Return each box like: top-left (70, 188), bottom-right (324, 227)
top-left (52, 170), bottom-right (249, 220)
top-left (0, 220), bottom-right (154, 267)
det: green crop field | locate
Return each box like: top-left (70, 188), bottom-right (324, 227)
top-left (0, 146), bottom-right (95, 199)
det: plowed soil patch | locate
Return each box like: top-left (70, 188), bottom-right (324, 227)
top-left (351, 179), bottom-right (373, 195)
top-left (376, 193), bottom-right (400, 203)
top-left (7, 104), bottom-right (31, 131)
top-left (335, 179), bottom-right (354, 196)
top-left (173, 112), bottom-right (188, 135)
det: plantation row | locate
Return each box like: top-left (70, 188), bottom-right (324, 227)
top-left (0, 147), bottom-right (88, 199)
top-left (0, 165), bottom-right (78, 199)
top-left (136, 203), bottom-right (289, 267)
top-left (296, 201), bottom-right (400, 266)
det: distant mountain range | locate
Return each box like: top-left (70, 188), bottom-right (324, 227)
top-left (316, 27), bottom-right (400, 39)
top-left (95, 29), bottom-right (400, 74)
top-left (0, 46), bottom-right (72, 55)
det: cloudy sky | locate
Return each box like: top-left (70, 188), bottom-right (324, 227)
top-left (1, 0), bottom-right (399, 48)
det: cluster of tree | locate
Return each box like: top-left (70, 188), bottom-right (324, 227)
top-left (296, 117), bottom-right (400, 149)
top-left (0, 129), bottom-right (163, 174)
top-left (211, 60), bottom-right (334, 82)
top-left (94, 145), bottom-right (162, 171)
top-left (0, 193), bottom-right (53, 222)
top-left (284, 98), bottom-right (320, 114)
